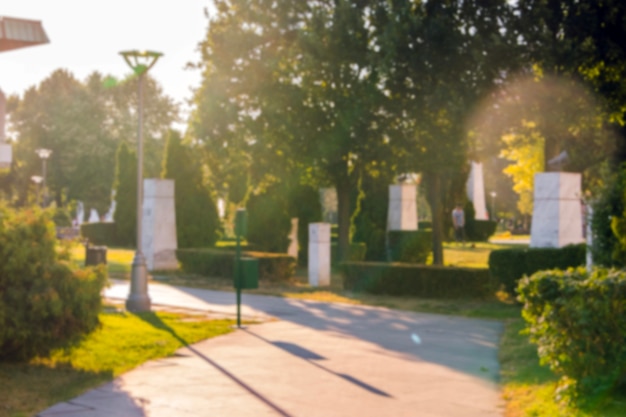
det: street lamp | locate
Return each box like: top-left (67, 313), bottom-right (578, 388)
top-left (489, 191), bottom-right (497, 221)
top-left (35, 148), bottom-right (52, 207)
top-left (31, 175), bottom-right (43, 206)
top-left (120, 50), bottom-right (163, 312)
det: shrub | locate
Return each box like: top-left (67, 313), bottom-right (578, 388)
top-left (331, 242), bottom-right (367, 265)
top-left (387, 230), bottom-right (432, 263)
top-left (517, 267), bottom-right (626, 402)
top-left (341, 262), bottom-right (494, 298)
top-left (466, 220), bottom-right (497, 242)
top-left (352, 175), bottom-right (390, 261)
top-left (51, 207), bottom-right (73, 227)
top-left (0, 207), bottom-right (107, 361)
top-left (489, 244), bottom-right (586, 294)
top-left (176, 248), bottom-right (295, 282)
top-left (247, 186), bottom-right (291, 253)
top-left (418, 221), bottom-right (432, 230)
top-left (287, 184), bottom-right (322, 266)
top-left (80, 222), bottom-right (117, 246)
top-left (162, 130), bottom-right (221, 248)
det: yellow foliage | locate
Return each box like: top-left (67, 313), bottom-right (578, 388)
top-left (500, 122), bottom-right (545, 215)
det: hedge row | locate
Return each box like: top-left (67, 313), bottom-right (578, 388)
top-left (341, 261), bottom-right (494, 298)
top-left (489, 244), bottom-right (586, 294)
top-left (518, 267), bottom-right (626, 402)
top-left (176, 248), bottom-right (295, 282)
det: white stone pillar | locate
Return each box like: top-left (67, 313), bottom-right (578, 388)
top-left (308, 223), bottom-right (331, 287)
top-left (466, 161), bottom-right (488, 220)
top-left (287, 217), bottom-right (299, 260)
top-left (387, 184), bottom-right (418, 231)
top-left (530, 172), bottom-right (584, 248)
top-left (142, 179), bottom-right (178, 270)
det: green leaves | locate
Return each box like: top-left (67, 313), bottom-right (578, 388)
top-left (518, 267), bottom-right (626, 404)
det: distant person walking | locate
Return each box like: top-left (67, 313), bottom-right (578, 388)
top-left (452, 204), bottom-right (465, 244)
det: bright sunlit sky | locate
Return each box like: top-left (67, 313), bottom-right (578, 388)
top-left (1, 1), bottom-right (215, 120)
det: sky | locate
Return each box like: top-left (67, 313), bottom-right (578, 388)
top-left (1, 1), bottom-right (215, 121)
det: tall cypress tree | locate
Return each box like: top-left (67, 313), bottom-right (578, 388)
top-left (162, 130), bottom-right (220, 248)
top-left (113, 141), bottom-right (137, 247)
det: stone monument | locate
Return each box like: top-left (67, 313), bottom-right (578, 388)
top-left (287, 218), bottom-right (299, 260)
top-left (466, 161), bottom-right (488, 220)
top-left (308, 223), bottom-right (331, 286)
top-left (530, 172), bottom-right (584, 248)
top-left (387, 184), bottom-right (418, 231)
top-left (142, 179), bottom-right (178, 270)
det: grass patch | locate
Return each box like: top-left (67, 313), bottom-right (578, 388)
top-left (443, 241), bottom-right (524, 268)
top-left (499, 319), bottom-right (626, 417)
top-left (68, 244), bottom-right (134, 278)
top-left (0, 307), bottom-right (234, 417)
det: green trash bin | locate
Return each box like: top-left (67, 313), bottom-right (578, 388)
top-left (234, 257), bottom-right (258, 289)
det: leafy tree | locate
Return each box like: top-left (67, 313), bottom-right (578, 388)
top-left (247, 185), bottom-right (292, 253)
top-left (113, 141), bottom-right (137, 247)
top-left (7, 69), bottom-right (179, 215)
top-left (374, 0), bottom-right (515, 263)
top-left (191, 0), bottom-right (394, 262)
top-left (162, 130), bottom-right (221, 248)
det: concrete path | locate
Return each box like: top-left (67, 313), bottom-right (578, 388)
top-left (38, 280), bottom-right (504, 417)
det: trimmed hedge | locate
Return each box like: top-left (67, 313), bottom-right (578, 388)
top-left (331, 242), bottom-right (367, 265)
top-left (518, 267), bottom-right (626, 402)
top-left (80, 222), bottom-right (117, 246)
top-left (388, 230), bottom-right (432, 263)
top-left (466, 220), bottom-right (497, 242)
top-left (489, 243), bottom-right (586, 294)
top-left (341, 262), bottom-right (495, 298)
top-left (176, 248), bottom-right (295, 282)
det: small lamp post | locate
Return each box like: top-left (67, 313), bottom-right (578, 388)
top-left (489, 191), bottom-right (497, 221)
top-left (31, 175), bottom-right (43, 206)
top-left (119, 50), bottom-right (163, 312)
top-left (35, 148), bottom-right (52, 207)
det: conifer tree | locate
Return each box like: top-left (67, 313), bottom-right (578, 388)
top-left (162, 130), bottom-right (220, 248)
top-left (113, 141), bottom-right (137, 247)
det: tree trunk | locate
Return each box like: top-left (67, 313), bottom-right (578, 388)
top-left (336, 179), bottom-right (351, 263)
top-left (423, 172), bottom-right (444, 265)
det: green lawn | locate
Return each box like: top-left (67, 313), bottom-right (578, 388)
top-left (0, 307), bottom-right (235, 417)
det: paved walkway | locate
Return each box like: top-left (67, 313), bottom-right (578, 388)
top-left (38, 280), bottom-right (504, 417)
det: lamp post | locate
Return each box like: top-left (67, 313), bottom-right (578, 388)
top-left (35, 148), bottom-right (52, 207)
top-left (489, 191), bottom-right (497, 221)
top-left (120, 50), bottom-right (163, 312)
top-left (31, 175), bottom-right (43, 206)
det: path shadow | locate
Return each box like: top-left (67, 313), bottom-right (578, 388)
top-left (133, 312), bottom-right (295, 417)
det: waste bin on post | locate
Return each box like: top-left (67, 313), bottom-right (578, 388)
top-left (85, 245), bottom-right (107, 266)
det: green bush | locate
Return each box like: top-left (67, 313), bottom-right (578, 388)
top-left (176, 248), bottom-right (296, 282)
top-left (388, 230), bottom-right (432, 263)
top-left (517, 267), bottom-right (626, 402)
top-left (80, 222), bottom-right (117, 246)
top-left (418, 221), bottom-right (432, 230)
top-left (331, 242), bottom-right (367, 265)
top-left (489, 244), bottom-right (586, 294)
top-left (287, 184), bottom-right (323, 266)
top-left (247, 187), bottom-right (291, 253)
top-left (51, 207), bottom-right (73, 227)
top-left (341, 262), bottom-right (494, 298)
top-left (466, 220), bottom-right (497, 242)
top-left (0, 207), bottom-right (107, 361)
